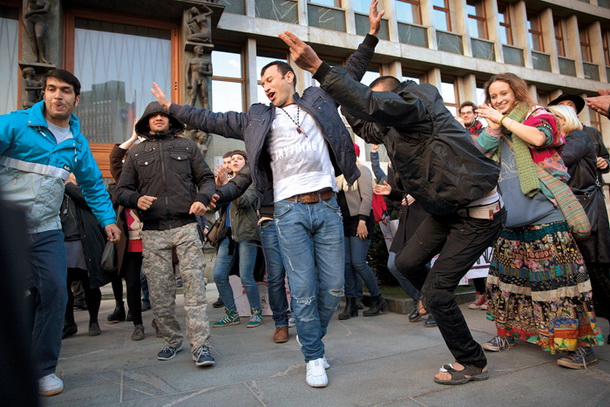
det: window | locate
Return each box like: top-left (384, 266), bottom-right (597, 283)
top-left (441, 76), bottom-right (458, 116)
top-left (353, 0), bottom-right (371, 13)
top-left (554, 18), bottom-right (566, 57)
top-left (497, 3), bottom-right (512, 45)
top-left (433, 0), bottom-right (451, 32)
top-left (212, 47), bottom-right (245, 112)
top-left (71, 16), bottom-right (174, 144)
top-left (0, 6), bottom-right (18, 114)
top-left (579, 25), bottom-right (592, 62)
top-left (396, 0), bottom-right (422, 25)
top-left (402, 69), bottom-right (426, 84)
top-left (527, 12), bottom-right (543, 52)
top-left (466, 0), bottom-right (487, 40)
top-left (476, 82), bottom-right (486, 105)
top-left (309, 0), bottom-right (340, 7)
top-left (602, 30), bottom-right (610, 66)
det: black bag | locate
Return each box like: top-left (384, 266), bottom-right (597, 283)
top-left (205, 211), bottom-right (228, 248)
top-left (100, 241), bottom-right (117, 272)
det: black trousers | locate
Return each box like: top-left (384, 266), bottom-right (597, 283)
top-left (395, 208), bottom-right (506, 368)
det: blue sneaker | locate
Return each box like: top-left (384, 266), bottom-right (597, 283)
top-left (193, 346), bottom-right (215, 367)
top-left (157, 343), bottom-right (184, 361)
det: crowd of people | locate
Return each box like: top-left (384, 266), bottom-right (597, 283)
top-left (3, 0), bottom-right (610, 399)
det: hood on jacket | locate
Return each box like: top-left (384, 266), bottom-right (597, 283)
top-left (135, 102), bottom-right (184, 138)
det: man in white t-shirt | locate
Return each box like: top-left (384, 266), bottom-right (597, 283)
top-left (151, 1), bottom-right (384, 388)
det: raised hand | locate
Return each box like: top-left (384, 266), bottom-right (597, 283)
top-left (368, 0), bottom-right (386, 36)
top-left (278, 31), bottom-right (323, 74)
top-left (151, 82), bottom-right (171, 111)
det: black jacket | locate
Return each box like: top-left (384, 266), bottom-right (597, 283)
top-left (116, 103), bottom-right (215, 230)
top-left (317, 66), bottom-right (499, 216)
top-left (169, 34), bottom-right (380, 207)
top-left (62, 183), bottom-right (110, 288)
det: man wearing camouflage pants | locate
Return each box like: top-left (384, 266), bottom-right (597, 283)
top-left (116, 102), bottom-right (216, 367)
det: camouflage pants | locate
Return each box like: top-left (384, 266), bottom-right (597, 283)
top-left (142, 223), bottom-right (210, 350)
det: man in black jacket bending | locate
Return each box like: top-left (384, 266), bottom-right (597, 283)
top-left (116, 102), bottom-right (216, 368)
top-left (280, 30), bottom-right (506, 385)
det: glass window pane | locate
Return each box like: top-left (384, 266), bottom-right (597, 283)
top-left (441, 81), bottom-right (456, 104)
top-left (309, 0), bottom-right (339, 7)
top-left (433, 0), bottom-right (446, 7)
top-left (212, 50), bottom-right (242, 79)
top-left (433, 10), bottom-right (449, 31)
top-left (212, 81), bottom-right (244, 112)
top-left (0, 7), bottom-right (18, 114)
top-left (499, 27), bottom-right (509, 45)
top-left (396, 1), bottom-right (420, 25)
top-left (74, 19), bottom-right (171, 144)
top-left (353, 0), bottom-right (369, 13)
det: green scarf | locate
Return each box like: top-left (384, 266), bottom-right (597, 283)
top-left (502, 103), bottom-right (539, 197)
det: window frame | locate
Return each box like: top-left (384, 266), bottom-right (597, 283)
top-left (396, 0), bottom-right (422, 26)
top-left (211, 42), bottom-right (247, 112)
top-left (527, 11), bottom-right (544, 52)
top-left (433, 0), bottom-right (452, 32)
top-left (579, 24), bottom-right (592, 62)
top-left (466, 0), bottom-right (488, 40)
top-left (497, 2), bottom-right (513, 46)
top-left (554, 17), bottom-right (566, 58)
top-left (603, 30), bottom-right (610, 66)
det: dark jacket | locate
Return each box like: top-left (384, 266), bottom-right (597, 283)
top-left (62, 183), bottom-right (110, 288)
top-left (169, 34), bottom-right (380, 207)
top-left (317, 67), bottom-right (499, 216)
top-left (582, 124), bottom-right (610, 185)
top-left (562, 129), bottom-right (610, 263)
top-left (116, 102), bottom-right (215, 230)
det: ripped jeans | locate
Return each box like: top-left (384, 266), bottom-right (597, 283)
top-left (274, 195), bottom-right (345, 362)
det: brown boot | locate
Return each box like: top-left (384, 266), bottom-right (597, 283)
top-left (273, 326), bottom-right (289, 343)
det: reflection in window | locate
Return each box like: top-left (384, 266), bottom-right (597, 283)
top-left (74, 19), bottom-right (171, 144)
top-left (212, 48), bottom-right (244, 112)
top-left (498, 3), bottom-right (512, 45)
top-left (467, 0), bottom-right (487, 40)
top-left (441, 76), bottom-right (458, 116)
top-left (309, 0), bottom-right (340, 7)
top-left (433, 0), bottom-right (451, 32)
top-left (555, 18), bottom-right (566, 58)
top-left (527, 12), bottom-right (543, 52)
top-left (0, 6), bottom-right (19, 114)
top-left (579, 25), bottom-right (592, 63)
top-left (396, 0), bottom-right (421, 25)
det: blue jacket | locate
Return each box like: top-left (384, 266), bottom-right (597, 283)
top-left (169, 34), bottom-right (379, 208)
top-left (0, 100), bottom-right (116, 233)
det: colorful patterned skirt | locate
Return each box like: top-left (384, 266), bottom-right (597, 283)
top-left (487, 221), bottom-right (604, 353)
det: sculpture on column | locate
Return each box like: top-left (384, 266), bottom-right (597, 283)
top-left (24, 0), bottom-right (51, 64)
top-left (186, 45), bottom-right (212, 108)
top-left (21, 67), bottom-right (42, 109)
top-left (186, 5), bottom-right (213, 43)
top-left (186, 128), bottom-right (210, 157)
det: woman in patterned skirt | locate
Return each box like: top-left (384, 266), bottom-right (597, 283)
top-left (474, 73), bottom-right (603, 369)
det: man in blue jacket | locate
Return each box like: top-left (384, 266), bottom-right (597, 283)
top-left (0, 69), bottom-right (120, 397)
top-left (150, 1), bottom-right (384, 388)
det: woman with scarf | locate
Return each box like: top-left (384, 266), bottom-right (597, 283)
top-left (474, 73), bottom-right (603, 369)
top-left (548, 105), bottom-right (610, 326)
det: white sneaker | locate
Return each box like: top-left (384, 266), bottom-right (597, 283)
top-left (39, 373), bottom-right (64, 396)
top-left (322, 356), bottom-right (330, 369)
top-left (306, 358), bottom-right (328, 388)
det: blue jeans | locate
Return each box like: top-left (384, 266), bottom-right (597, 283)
top-left (344, 236), bottom-right (380, 297)
top-left (141, 270), bottom-right (150, 307)
top-left (274, 195), bottom-right (345, 362)
top-left (387, 251), bottom-right (421, 305)
top-left (213, 237), bottom-right (261, 312)
top-left (27, 230), bottom-right (67, 378)
top-left (259, 219), bottom-right (289, 327)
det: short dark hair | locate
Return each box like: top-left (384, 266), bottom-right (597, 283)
top-left (231, 150), bottom-right (248, 163)
top-left (369, 76), bottom-right (401, 91)
top-left (223, 151), bottom-right (234, 159)
top-left (260, 61), bottom-right (297, 88)
top-left (42, 69), bottom-right (81, 96)
top-left (459, 101), bottom-right (477, 115)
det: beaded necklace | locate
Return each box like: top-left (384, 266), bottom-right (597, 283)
top-left (277, 105), bottom-right (307, 137)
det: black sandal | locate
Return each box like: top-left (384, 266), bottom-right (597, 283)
top-left (434, 363), bottom-right (489, 385)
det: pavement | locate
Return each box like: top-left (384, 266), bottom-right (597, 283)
top-left (42, 276), bottom-right (610, 407)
